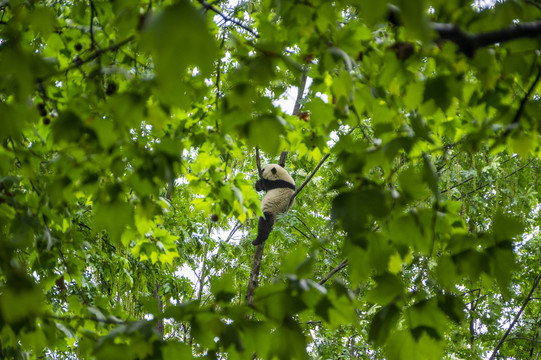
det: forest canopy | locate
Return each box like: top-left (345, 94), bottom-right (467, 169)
top-left (1, 0), bottom-right (541, 359)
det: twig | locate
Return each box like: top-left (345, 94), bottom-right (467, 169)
top-left (436, 151), bottom-right (461, 173)
top-left (225, 221), bottom-right (241, 242)
top-left (318, 259), bottom-right (348, 285)
top-left (293, 226), bottom-right (312, 241)
top-left (441, 176), bottom-right (474, 194)
top-left (489, 272), bottom-right (541, 360)
top-left (294, 215), bottom-right (317, 239)
top-left (197, 0), bottom-right (259, 38)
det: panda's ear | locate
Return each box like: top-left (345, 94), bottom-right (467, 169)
top-left (271, 167), bottom-right (277, 175)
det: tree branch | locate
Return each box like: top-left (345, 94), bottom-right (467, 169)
top-left (388, 5), bottom-right (541, 57)
top-left (318, 258), bottom-right (348, 286)
top-left (288, 153), bottom-right (330, 207)
top-left (489, 271), bottom-right (541, 360)
top-left (197, 0), bottom-right (259, 38)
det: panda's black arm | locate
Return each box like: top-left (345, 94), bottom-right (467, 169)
top-left (255, 179), bottom-right (265, 192)
top-left (252, 212), bottom-right (275, 245)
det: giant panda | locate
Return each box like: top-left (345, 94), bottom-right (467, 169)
top-left (252, 164), bottom-right (296, 245)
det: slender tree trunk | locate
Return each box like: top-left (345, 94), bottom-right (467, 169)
top-left (154, 181), bottom-right (174, 339)
top-left (154, 280), bottom-right (164, 338)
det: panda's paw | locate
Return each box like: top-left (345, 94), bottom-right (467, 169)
top-left (251, 237), bottom-right (265, 246)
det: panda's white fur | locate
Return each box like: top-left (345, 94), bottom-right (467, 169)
top-left (252, 164), bottom-right (295, 245)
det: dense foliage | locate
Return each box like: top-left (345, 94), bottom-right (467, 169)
top-left (2, 0), bottom-right (541, 359)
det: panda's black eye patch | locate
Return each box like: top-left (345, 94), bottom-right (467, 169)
top-left (271, 167), bottom-right (277, 175)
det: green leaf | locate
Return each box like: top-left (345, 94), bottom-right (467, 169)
top-left (94, 200), bottom-right (134, 243)
top-left (396, 0), bottom-right (429, 42)
top-left (357, 0), bottom-right (389, 26)
top-left (407, 299), bottom-right (448, 339)
top-left (162, 342), bottom-right (194, 359)
top-left (509, 132), bottom-right (535, 159)
top-left (141, 1), bottom-right (217, 105)
top-left (437, 294), bottom-right (465, 325)
top-left (366, 273), bottom-right (404, 305)
top-left (398, 166), bottom-right (431, 201)
top-left (388, 212), bottom-right (432, 255)
top-left (423, 77), bottom-right (451, 111)
top-left (488, 241), bottom-right (517, 297)
top-left (332, 189), bottom-right (390, 234)
top-left (247, 116), bottom-right (283, 155)
top-left (436, 255), bottom-right (458, 290)
top-left (386, 330), bottom-right (443, 360)
top-left (369, 304), bottom-right (400, 346)
top-left (492, 213), bottom-right (523, 242)
top-left (210, 273), bottom-right (236, 303)
top-left (28, 6), bottom-right (58, 39)
top-left (268, 320), bottom-right (308, 360)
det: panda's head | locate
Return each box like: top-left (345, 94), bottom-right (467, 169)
top-left (260, 164), bottom-right (294, 184)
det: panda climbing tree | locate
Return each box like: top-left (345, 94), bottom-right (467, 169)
top-left (252, 163), bottom-right (296, 245)
top-left (245, 149), bottom-right (331, 306)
